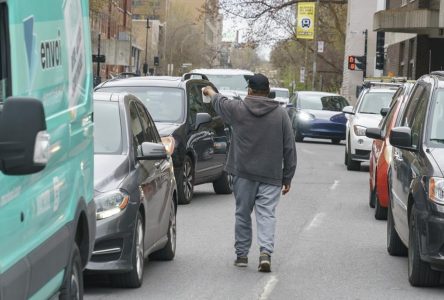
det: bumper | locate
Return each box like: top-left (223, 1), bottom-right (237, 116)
top-left (417, 209), bottom-right (444, 271)
top-left (298, 120), bottom-right (346, 140)
top-left (350, 134), bottom-right (372, 161)
top-left (85, 202), bottom-right (138, 274)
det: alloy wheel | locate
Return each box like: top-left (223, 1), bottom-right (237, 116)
top-left (183, 160), bottom-right (193, 201)
top-left (70, 260), bottom-right (80, 299)
top-left (135, 219), bottom-right (144, 280)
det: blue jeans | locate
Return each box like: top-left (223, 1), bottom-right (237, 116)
top-left (232, 176), bottom-right (281, 257)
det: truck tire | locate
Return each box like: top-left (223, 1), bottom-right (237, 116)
top-left (59, 244), bottom-right (83, 300)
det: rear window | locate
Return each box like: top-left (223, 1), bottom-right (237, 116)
top-left (94, 101), bottom-right (123, 154)
top-left (358, 91), bottom-right (394, 114)
top-left (205, 74), bottom-right (251, 91)
top-left (299, 94), bottom-right (349, 111)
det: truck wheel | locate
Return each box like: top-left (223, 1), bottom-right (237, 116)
top-left (387, 203), bottom-right (407, 256)
top-left (59, 245), bottom-right (83, 300)
top-left (177, 156), bottom-right (194, 204)
top-left (111, 213), bottom-right (144, 288)
top-left (213, 172), bottom-right (232, 194)
top-left (151, 201), bottom-right (176, 261)
top-left (408, 206), bottom-right (441, 286)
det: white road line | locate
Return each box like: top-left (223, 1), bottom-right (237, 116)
top-left (329, 180), bottom-right (340, 191)
top-left (258, 275), bottom-right (279, 300)
top-left (304, 212), bottom-right (326, 231)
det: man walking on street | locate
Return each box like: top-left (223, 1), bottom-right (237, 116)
top-left (203, 73), bottom-right (297, 272)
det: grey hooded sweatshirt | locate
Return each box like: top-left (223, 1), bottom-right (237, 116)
top-left (211, 93), bottom-right (297, 186)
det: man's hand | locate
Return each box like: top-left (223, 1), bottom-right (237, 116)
top-left (202, 86), bottom-right (217, 98)
top-left (282, 184), bottom-right (291, 195)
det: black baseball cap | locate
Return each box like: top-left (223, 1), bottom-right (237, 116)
top-left (247, 73), bottom-right (270, 91)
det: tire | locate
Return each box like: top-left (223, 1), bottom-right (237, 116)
top-left (374, 194), bottom-right (388, 220)
top-left (151, 201), bottom-right (176, 261)
top-left (213, 172), bottom-right (232, 194)
top-left (344, 149), bottom-right (348, 166)
top-left (177, 156), bottom-right (194, 204)
top-left (295, 130), bottom-right (304, 142)
top-left (59, 244), bottom-right (83, 300)
top-left (111, 213), bottom-right (144, 288)
top-left (346, 141), bottom-right (360, 171)
top-left (387, 202), bottom-right (407, 256)
top-left (331, 139), bottom-right (341, 144)
top-left (408, 206), bottom-right (441, 287)
top-left (369, 187), bottom-right (376, 208)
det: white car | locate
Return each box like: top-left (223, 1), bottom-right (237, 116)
top-left (271, 87), bottom-right (290, 106)
top-left (191, 68), bottom-right (254, 100)
top-left (343, 86), bottom-right (398, 171)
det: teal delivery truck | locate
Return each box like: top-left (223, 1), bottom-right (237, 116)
top-left (0, 0), bottom-right (95, 299)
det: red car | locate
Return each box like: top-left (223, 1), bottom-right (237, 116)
top-left (366, 82), bottom-right (414, 220)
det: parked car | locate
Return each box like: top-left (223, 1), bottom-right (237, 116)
top-left (287, 91), bottom-right (350, 144)
top-left (271, 87), bottom-right (290, 106)
top-left (0, 1), bottom-right (96, 299)
top-left (343, 82), bottom-right (400, 170)
top-left (365, 82), bottom-right (414, 220)
top-left (386, 72), bottom-right (444, 286)
top-left (86, 92), bottom-right (177, 288)
top-left (191, 68), bottom-right (254, 100)
top-left (95, 74), bottom-right (232, 204)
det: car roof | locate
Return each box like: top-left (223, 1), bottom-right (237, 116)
top-left (97, 76), bottom-right (189, 89)
top-left (191, 68), bottom-right (254, 76)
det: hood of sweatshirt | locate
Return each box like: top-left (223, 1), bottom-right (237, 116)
top-left (243, 95), bottom-right (280, 117)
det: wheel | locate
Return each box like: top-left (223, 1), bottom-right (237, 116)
top-left (331, 139), bottom-right (341, 144)
top-left (59, 244), bottom-right (83, 300)
top-left (387, 202), bottom-right (407, 256)
top-left (213, 172), bottom-right (233, 194)
top-left (374, 194), bottom-right (387, 220)
top-left (369, 187), bottom-right (376, 208)
top-left (151, 201), bottom-right (176, 261)
top-left (177, 156), bottom-right (194, 204)
top-left (111, 212), bottom-right (144, 288)
top-left (295, 130), bottom-right (304, 142)
top-left (408, 206), bottom-right (441, 286)
top-left (344, 149), bottom-right (348, 166)
top-left (346, 141), bottom-right (360, 171)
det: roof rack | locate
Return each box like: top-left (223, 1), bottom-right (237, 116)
top-left (182, 73), bottom-right (209, 81)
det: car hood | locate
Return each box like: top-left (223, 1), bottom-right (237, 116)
top-left (304, 109), bottom-right (347, 123)
top-left (430, 148), bottom-right (444, 176)
top-left (353, 113), bottom-right (382, 128)
top-left (94, 154), bottom-right (129, 193)
top-left (155, 122), bottom-right (181, 137)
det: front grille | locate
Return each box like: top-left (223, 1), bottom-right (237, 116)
top-left (90, 238), bottom-right (123, 262)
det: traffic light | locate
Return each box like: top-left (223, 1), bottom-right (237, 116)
top-left (376, 32), bottom-right (385, 70)
top-left (348, 56), bottom-right (356, 70)
top-left (348, 55), bottom-right (366, 71)
top-left (154, 56), bottom-right (160, 66)
top-left (142, 63), bottom-right (148, 75)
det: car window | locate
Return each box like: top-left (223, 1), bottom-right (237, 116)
top-left (0, 3), bottom-right (10, 103)
top-left (274, 90), bottom-right (289, 98)
top-left (357, 91), bottom-right (394, 114)
top-left (135, 102), bottom-right (157, 143)
top-left (97, 86), bottom-right (185, 123)
top-left (196, 83), bottom-right (217, 117)
top-left (401, 84), bottom-right (425, 128)
top-left (430, 89), bottom-right (444, 145)
top-left (205, 74), bottom-right (250, 92)
top-left (94, 102), bottom-right (123, 154)
top-left (298, 94), bottom-right (349, 111)
top-left (410, 86), bottom-right (430, 147)
top-left (129, 102), bottom-right (145, 156)
top-left (380, 100), bottom-right (398, 137)
top-left (187, 84), bottom-right (203, 123)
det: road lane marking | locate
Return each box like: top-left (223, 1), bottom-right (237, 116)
top-left (304, 213), bottom-right (326, 231)
top-left (329, 180), bottom-right (340, 191)
top-left (258, 275), bottom-right (278, 300)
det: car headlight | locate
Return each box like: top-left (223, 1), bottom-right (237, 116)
top-left (353, 125), bottom-right (367, 136)
top-left (298, 111), bottom-right (315, 122)
top-left (96, 190), bottom-right (129, 220)
top-left (429, 177), bottom-right (444, 205)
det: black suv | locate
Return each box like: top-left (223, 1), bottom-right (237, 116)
top-left (95, 74), bottom-right (232, 204)
top-left (386, 72), bottom-right (444, 286)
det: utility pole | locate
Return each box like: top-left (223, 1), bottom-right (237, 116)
top-left (143, 18), bottom-right (150, 76)
top-left (96, 33), bottom-right (101, 81)
top-left (311, 0), bottom-right (320, 91)
top-left (363, 29), bottom-right (368, 80)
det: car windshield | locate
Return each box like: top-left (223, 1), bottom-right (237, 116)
top-left (98, 86), bottom-right (185, 123)
top-left (358, 91), bottom-right (394, 114)
top-left (274, 90), bottom-right (289, 98)
top-left (430, 89), bottom-right (444, 145)
top-left (205, 74), bottom-right (250, 91)
top-left (299, 93), bottom-right (349, 111)
top-left (94, 101), bottom-right (122, 154)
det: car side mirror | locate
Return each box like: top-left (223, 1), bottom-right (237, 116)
top-left (380, 107), bottom-right (389, 117)
top-left (342, 106), bottom-right (354, 115)
top-left (268, 91), bottom-right (276, 99)
top-left (366, 128), bottom-right (383, 140)
top-left (0, 98), bottom-right (49, 175)
top-left (194, 112), bottom-right (212, 130)
top-left (138, 142), bottom-right (167, 160)
top-left (390, 127), bottom-right (416, 151)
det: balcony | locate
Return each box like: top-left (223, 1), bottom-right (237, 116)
top-left (373, 8), bottom-right (440, 34)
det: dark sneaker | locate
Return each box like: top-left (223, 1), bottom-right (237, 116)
top-left (234, 256), bottom-right (248, 267)
top-left (258, 253), bottom-right (271, 272)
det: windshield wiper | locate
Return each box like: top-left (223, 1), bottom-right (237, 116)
top-left (430, 138), bottom-right (444, 144)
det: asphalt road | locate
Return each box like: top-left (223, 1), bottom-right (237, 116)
top-left (85, 139), bottom-right (444, 299)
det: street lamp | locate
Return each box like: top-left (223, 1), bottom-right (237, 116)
top-left (143, 18), bottom-right (151, 76)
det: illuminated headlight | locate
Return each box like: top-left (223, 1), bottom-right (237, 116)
top-left (429, 177), bottom-right (444, 205)
top-left (353, 125), bottom-right (367, 136)
top-left (95, 190), bottom-right (129, 220)
top-left (298, 111), bottom-right (315, 122)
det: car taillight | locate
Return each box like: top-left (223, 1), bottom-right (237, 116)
top-left (161, 136), bottom-right (175, 156)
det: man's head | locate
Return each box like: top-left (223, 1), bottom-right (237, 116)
top-left (247, 73), bottom-right (270, 96)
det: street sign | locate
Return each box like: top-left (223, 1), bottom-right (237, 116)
top-left (348, 55), bottom-right (366, 71)
top-left (296, 2), bottom-right (316, 40)
top-left (92, 54), bottom-right (105, 63)
top-left (300, 67), bottom-right (305, 83)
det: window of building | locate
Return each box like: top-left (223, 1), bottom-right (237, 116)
top-left (0, 2), bottom-right (10, 103)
